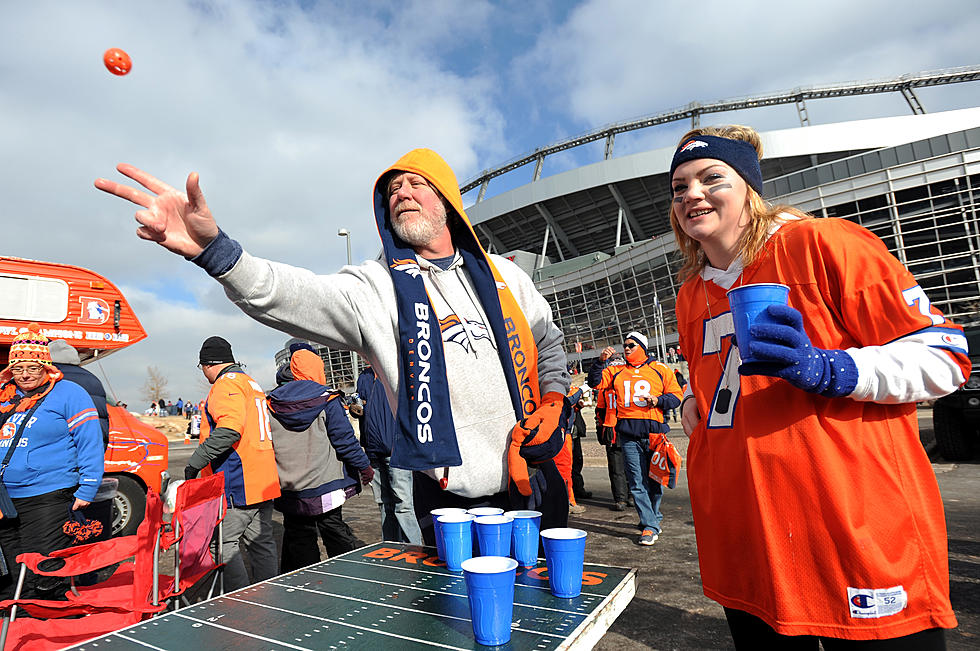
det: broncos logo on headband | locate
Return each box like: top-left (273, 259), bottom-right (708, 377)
top-left (389, 258), bottom-right (422, 278)
top-left (439, 314), bottom-right (493, 353)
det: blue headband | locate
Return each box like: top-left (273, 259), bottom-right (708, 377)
top-left (668, 135), bottom-right (763, 195)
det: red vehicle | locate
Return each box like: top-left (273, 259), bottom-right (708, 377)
top-left (0, 256), bottom-right (169, 536)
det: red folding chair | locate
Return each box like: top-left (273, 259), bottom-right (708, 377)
top-left (159, 473), bottom-right (226, 607)
top-left (0, 490), bottom-right (167, 650)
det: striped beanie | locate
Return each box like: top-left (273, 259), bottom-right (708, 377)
top-left (8, 323), bottom-right (54, 367)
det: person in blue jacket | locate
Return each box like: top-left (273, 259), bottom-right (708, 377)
top-left (268, 347), bottom-right (373, 570)
top-left (357, 365), bottom-right (423, 545)
top-left (0, 325), bottom-right (103, 599)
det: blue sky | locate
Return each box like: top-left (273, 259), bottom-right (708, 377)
top-left (1, 0), bottom-right (978, 406)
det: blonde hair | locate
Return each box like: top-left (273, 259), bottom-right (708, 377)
top-left (668, 125), bottom-right (810, 282)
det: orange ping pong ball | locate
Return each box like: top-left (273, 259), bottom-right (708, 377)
top-left (103, 48), bottom-right (132, 76)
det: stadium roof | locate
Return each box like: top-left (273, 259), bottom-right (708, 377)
top-left (464, 107), bottom-right (980, 264)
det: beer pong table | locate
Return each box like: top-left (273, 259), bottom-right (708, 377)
top-left (70, 541), bottom-right (637, 650)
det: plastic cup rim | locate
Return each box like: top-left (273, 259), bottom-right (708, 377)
top-left (466, 507), bottom-right (505, 516)
top-left (438, 513), bottom-right (476, 524)
top-left (461, 556), bottom-right (519, 574)
top-left (504, 510), bottom-right (542, 519)
top-left (726, 282), bottom-right (789, 297)
top-left (540, 527), bottom-right (587, 540)
top-left (474, 515), bottom-right (513, 525)
top-left (431, 507), bottom-right (467, 517)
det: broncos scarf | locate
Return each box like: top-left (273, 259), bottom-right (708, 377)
top-left (373, 149), bottom-right (541, 472)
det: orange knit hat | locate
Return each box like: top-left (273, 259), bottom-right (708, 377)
top-left (6, 323), bottom-right (54, 368)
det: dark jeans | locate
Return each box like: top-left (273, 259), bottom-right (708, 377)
top-left (605, 444), bottom-right (629, 503)
top-left (571, 435), bottom-right (586, 497)
top-left (0, 487), bottom-right (75, 600)
top-left (280, 506), bottom-right (362, 573)
top-left (724, 608), bottom-right (946, 651)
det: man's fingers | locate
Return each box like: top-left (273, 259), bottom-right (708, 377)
top-left (117, 163), bottom-right (176, 195)
top-left (94, 177), bottom-right (155, 208)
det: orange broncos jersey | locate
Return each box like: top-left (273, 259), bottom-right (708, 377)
top-left (201, 370), bottom-right (280, 507)
top-left (677, 218), bottom-right (969, 640)
top-left (595, 358), bottom-right (682, 438)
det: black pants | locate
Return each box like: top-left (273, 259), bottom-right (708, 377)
top-left (605, 444), bottom-right (629, 503)
top-left (571, 435), bottom-right (586, 497)
top-left (0, 487), bottom-right (75, 600)
top-left (280, 506), bottom-right (362, 573)
top-left (724, 608), bottom-right (946, 651)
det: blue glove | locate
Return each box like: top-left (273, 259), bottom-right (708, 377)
top-left (738, 304), bottom-right (858, 397)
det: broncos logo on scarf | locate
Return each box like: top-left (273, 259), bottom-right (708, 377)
top-left (389, 258), bottom-right (422, 279)
top-left (439, 314), bottom-right (493, 353)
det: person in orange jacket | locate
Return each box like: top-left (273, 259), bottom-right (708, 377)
top-left (186, 336), bottom-right (280, 590)
top-left (593, 332), bottom-right (682, 546)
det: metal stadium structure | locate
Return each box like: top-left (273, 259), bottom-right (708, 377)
top-left (286, 66), bottom-right (980, 388)
top-left (462, 66), bottom-right (980, 369)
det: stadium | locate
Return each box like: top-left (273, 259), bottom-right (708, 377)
top-left (282, 66), bottom-right (980, 389)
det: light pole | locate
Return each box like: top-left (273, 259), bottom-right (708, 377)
top-left (338, 228), bottom-right (357, 388)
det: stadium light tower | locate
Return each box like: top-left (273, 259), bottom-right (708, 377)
top-left (337, 228), bottom-right (357, 385)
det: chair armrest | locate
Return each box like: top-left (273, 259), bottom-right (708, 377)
top-left (17, 535), bottom-right (138, 577)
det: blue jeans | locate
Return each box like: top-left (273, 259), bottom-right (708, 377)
top-left (621, 436), bottom-right (663, 534)
top-left (370, 457), bottom-right (423, 545)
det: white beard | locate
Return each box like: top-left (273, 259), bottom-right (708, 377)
top-left (392, 202), bottom-right (448, 247)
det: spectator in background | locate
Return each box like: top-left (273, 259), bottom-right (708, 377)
top-left (48, 339), bottom-right (114, 546)
top-left (269, 348), bottom-right (373, 570)
top-left (568, 390), bottom-right (590, 504)
top-left (157, 397), bottom-right (166, 416)
top-left (588, 353), bottom-right (630, 512)
top-left (0, 325), bottom-right (103, 599)
top-left (48, 340), bottom-right (109, 449)
top-left (593, 332), bottom-right (682, 546)
top-left (357, 365), bottom-right (423, 544)
top-left (186, 336), bottom-right (280, 590)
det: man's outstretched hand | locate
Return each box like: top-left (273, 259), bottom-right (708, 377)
top-left (95, 164), bottom-right (219, 258)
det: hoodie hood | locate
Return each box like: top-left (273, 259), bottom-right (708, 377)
top-left (373, 148), bottom-right (481, 250)
top-left (291, 349), bottom-right (326, 384)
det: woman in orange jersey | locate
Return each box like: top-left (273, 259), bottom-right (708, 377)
top-left (671, 125), bottom-right (970, 649)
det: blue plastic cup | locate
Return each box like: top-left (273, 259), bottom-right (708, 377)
top-left (474, 515), bottom-right (514, 557)
top-left (466, 507), bottom-right (504, 554)
top-left (431, 508), bottom-right (467, 561)
top-left (438, 513), bottom-right (475, 572)
top-left (540, 528), bottom-right (587, 598)
top-left (505, 510), bottom-right (542, 568)
top-left (461, 556), bottom-right (518, 646)
top-left (726, 283), bottom-right (790, 363)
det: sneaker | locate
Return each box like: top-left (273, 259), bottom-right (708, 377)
top-left (568, 503), bottom-right (586, 514)
top-left (639, 529), bottom-right (658, 546)
top-left (611, 502), bottom-right (628, 511)
top-left (627, 496), bottom-right (635, 507)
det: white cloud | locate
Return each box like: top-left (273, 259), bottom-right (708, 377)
top-left (512, 0), bottom-right (980, 140)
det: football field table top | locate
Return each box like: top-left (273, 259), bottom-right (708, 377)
top-left (71, 541), bottom-right (637, 650)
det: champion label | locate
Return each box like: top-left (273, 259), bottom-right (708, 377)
top-left (847, 585), bottom-right (907, 619)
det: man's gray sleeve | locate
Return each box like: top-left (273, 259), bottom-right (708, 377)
top-left (187, 426), bottom-right (241, 471)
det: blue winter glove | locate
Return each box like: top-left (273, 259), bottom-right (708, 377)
top-left (738, 304), bottom-right (858, 398)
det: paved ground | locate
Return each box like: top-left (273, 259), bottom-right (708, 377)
top-left (164, 405), bottom-right (980, 650)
